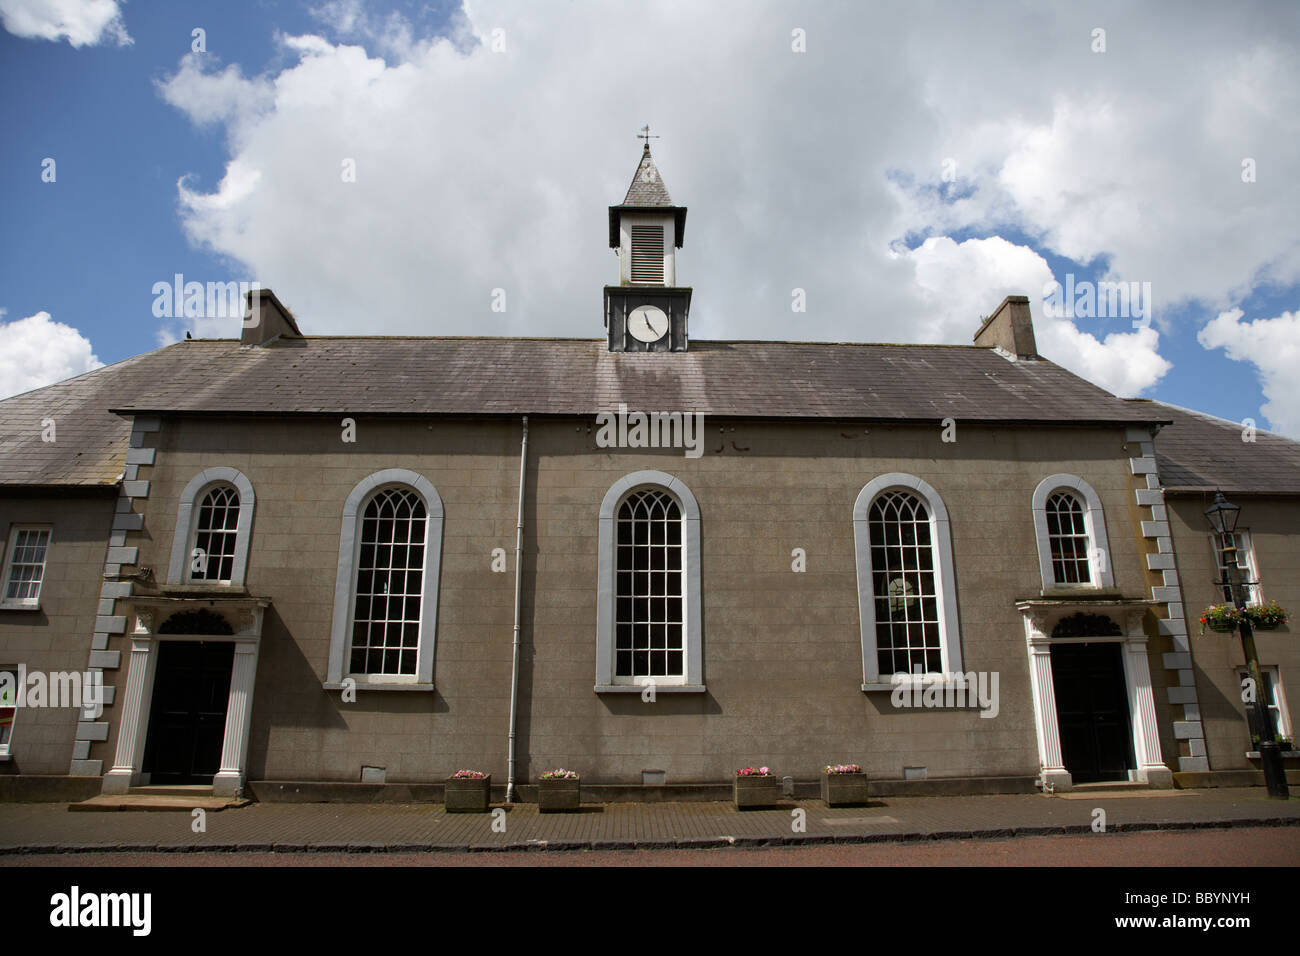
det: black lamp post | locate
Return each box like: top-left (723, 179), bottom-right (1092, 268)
top-left (1204, 491), bottom-right (1289, 799)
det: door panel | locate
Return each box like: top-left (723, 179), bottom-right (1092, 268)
top-left (1051, 641), bottom-right (1134, 783)
top-left (142, 641), bottom-right (234, 785)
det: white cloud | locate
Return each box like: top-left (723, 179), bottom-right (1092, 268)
top-left (903, 236), bottom-right (1171, 396)
top-left (158, 56), bottom-right (274, 133)
top-left (0, 0), bottom-right (130, 47)
top-left (1198, 308), bottom-right (1300, 438)
top-left (0, 311), bottom-right (104, 399)
top-left (155, 0), bottom-right (1297, 396)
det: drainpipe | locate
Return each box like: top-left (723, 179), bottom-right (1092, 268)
top-left (506, 416), bottom-right (528, 803)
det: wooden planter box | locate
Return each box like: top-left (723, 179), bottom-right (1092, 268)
top-left (538, 777), bottom-right (581, 813)
top-left (821, 771), bottom-right (870, 807)
top-left (733, 774), bottom-right (780, 810)
top-left (445, 774), bottom-right (491, 813)
top-left (1206, 621), bottom-right (1237, 633)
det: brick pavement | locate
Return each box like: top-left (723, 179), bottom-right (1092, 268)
top-left (0, 788), bottom-right (1296, 855)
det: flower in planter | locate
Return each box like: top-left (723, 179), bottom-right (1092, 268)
top-left (824, 764), bottom-right (863, 775)
top-left (1199, 604), bottom-right (1243, 634)
top-left (540, 768), bottom-right (579, 780)
top-left (735, 766), bottom-right (772, 776)
top-left (451, 770), bottom-right (487, 779)
top-left (1244, 601), bottom-right (1289, 628)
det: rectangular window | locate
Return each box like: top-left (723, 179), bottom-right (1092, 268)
top-left (1, 526), bottom-right (51, 609)
top-left (1238, 666), bottom-right (1291, 744)
top-left (629, 225), bottom-right (665, 284)
top-left (0, 668), bottom-right (16, 755)
top-left (1213, 531), bottom-right (1261, 605)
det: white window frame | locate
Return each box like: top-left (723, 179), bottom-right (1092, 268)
top-left (1, 525), bottom-right (52, 610)
top-left (596, 470), bottom-right (703, 693)
top-left (1213, 530), bottom-right (1262, 606)
top-left (1031, 475), bottom-right (1115, 591)
top-left (1237, 665), bottom-right (1292, 744)
top-left (167, 468), bottom-right (256, 587)
top-left (0, 666), bottom-right (17, 758)
top-left (326, 469), bottom-right (444, 691)
top-left (854, 474), bottom-right (963, 690)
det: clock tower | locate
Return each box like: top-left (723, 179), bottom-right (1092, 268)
top-left (605, 133), bottom-right (691, 352)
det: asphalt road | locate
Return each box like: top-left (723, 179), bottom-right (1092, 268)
top-left (10, 826), bottom-right (1299, 865)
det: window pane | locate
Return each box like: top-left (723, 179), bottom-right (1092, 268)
top-left (4, 528), bottom-right (50, 603)
top-left (1046, 492), bottom-right (1091, 585)
top-left (614, 489), bottom-right (685, 679)
top-left (869, 492), bottom-right (941, 676)
top-left (349, 488), bottom-right (426, 675)
top-left (190, 486), bottom-right (240, 582)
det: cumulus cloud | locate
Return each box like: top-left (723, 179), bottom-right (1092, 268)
top-left (158, 56), bottom-right (275, 133)
top-left (154, 1), bottom-right (1297, 397)
top-left (0, 310), bottom-right (104, 399)
top-left (1198, 308), bottom-right (1300, 438)
top-left (0, 0), bottom-right (130, 47)
top-left (903, 236), bottom-right (1171, 396)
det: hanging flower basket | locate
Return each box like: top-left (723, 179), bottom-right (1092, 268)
top-left (1199, 604), bottom-right (1242, 634)
top-left (1244, 602), bottom-right (1289, 630)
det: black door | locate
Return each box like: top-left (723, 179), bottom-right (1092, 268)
top-left (1051, 641), bottom-right (1134, 783)
top-left (142, 641), bottom-right (234, 785)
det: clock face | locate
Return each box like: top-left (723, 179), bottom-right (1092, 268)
top-left (627, 305), bottom-right (669, 343)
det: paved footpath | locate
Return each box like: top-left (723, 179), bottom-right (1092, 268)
top-left (0, 788), bottom-right (1297, 855)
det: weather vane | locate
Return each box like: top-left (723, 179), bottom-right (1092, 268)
top-left (637, 124), bottom-right (660, 146)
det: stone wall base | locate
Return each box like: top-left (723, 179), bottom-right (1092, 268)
top-left (0, 775), bottom-right (104, 803)
top-left (1173, 769), bottom-right (1300, 789)
top-left (246, 775), bottom-right (1039, 804)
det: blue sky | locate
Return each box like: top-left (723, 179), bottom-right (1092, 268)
top-left (1, 0), bottom-right (1298, 436)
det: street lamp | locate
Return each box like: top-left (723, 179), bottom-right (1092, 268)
top-left (1205, 491), bottom-right (1289, 799)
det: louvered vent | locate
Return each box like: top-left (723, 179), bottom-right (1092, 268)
top-left (630, 225), bottom-right (665, 284)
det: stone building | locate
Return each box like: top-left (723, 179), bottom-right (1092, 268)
top-left (0, 145), bottom-right (1294, 801)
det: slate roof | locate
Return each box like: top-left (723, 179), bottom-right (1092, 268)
top-left (0, 336), bottom-right (1165, 489)
top-left (1136, 400), bottom-right (1300, 496)
top-left (620, 144), bottom-right (675, 206)
top-left (0, 348), bottom-right (183, 488)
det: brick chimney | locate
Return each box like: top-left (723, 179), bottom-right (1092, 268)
top-left (241, 288), bottom-right (303, 347)
top-left (973, 295), bottom-right (1037, 358)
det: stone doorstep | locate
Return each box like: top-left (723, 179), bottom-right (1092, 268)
top-left (69, 795), bottom-right (251, 812)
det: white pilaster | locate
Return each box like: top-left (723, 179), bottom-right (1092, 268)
top-left (101, 635), bottom-right (156, 794)
top-left (213, 642), bottom-right (261, 797)
top-left (1124, 636), bottom-right (1174, 787)
top-left (1026, 633), bottom-right (1072, 792)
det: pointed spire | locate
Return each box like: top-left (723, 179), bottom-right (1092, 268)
top-left (621, 144), bottom-right (674, 206)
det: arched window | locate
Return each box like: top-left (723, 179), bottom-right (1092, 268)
top-left (1045, 491), bottom-right (1090, 584)
top-left (853, 474), bottom-right (962, 688)
top-left (326, 470), bottom-right (444, 690)
top-left (596, 471), bottom-right (703, 692)
top-left (190, 484), bottom-right (240, 582)
top-left (868, 490), bottom-right (942, 676)
top-left (1031, 475), bottom-right (1115, 591)
top-left (167, 468), bottom-right (256, 587)
top-left (615, 489), bottom-right (684, 680)
top-left (349, 487), bottom-right (427, 676)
